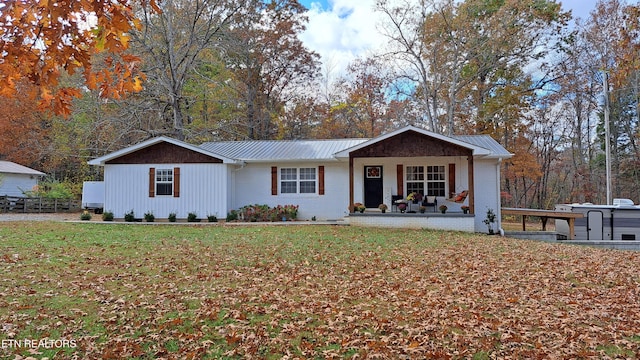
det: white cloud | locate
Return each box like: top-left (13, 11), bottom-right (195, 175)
top-left (300, 0), bottom-right (600, 77)
top-left (300, 0), bottom-right (386, 77)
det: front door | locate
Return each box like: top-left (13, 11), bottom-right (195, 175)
top-left (364, 166), bottom-right (383, 208)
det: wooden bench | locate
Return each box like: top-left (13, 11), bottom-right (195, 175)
top-left (501, 208), bottom-right (584, 240)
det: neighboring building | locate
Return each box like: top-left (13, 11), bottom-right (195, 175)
top-left (88, 126), bottom-right (512, 232)
top-left (0, 161), bottom-right (46, 197)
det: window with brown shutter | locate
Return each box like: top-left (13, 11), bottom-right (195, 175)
top-left (271, 166), bottom-right (278, 195)
top-left (149, 168), bottom-right (155, 197)
top-left (155, 169), bottom-right (173, 195)
top-left (318, 166), bottom-right (325, 195)
top-left (448, 163), bottom-right (455, 197)
top-left (173, 167), bottom-right (180, 198)
top-left (396, 164), bottom-right (403, 196)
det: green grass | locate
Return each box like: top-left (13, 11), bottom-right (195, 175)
top-left (1, 222), bottom-right (639, 359)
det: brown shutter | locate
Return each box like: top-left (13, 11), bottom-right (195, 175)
top-left (396, 164), bottom-right (404, 196)
top-left (271, 166), bottom-right (278, 195)
top-left (149, 167), bottom-right (155, 197)
top-left (448, 163), bottom-right (455, 197)
top-left (173, 167), bottom-right (180, 198)
top-left (318, 166), bottom-right (325, 195)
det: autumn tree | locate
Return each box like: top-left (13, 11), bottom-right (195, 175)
top-left (0, 0), bottom-right (147, 115)
top-left (457, 0), bottom-right (569, 132)
top-left (277, 96), bottom-right (326, 140)
top-left (125, 0), bottom-right (247, 140)
top-left (580, 0), bottom-right (640, 202)
top-left (0, 82), bottom-right (50, 167)
top-left (547, 23), bottom-right (602, 203)
top-left (376, 0), bottom-right (445, 133)
top-left (217, 0), bottom-right (320, 140)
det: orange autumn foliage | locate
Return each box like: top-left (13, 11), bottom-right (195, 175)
top-left (0, 82), bottom-right (49, 165)
top-left (0, 0), bottom-right (155, 116)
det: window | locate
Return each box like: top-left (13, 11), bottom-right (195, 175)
top-left (281, 167), bottom-right (316, 194)
top-left (281, 168), bottom-right (297, 193)
top-left (405, 165), bottom-right (446, 197)
top-left (427, 166), bottom-right (445, 196)
top-left (406, 166), bottom-right (424, 196)
top-left (299, 168), bottom-right (316, 193)
top-left (156, 169), bottom-right (173, 196)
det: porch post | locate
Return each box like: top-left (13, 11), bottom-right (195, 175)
top-left (349, 155), bottom-right (354, 213)
top-left (468, 155), bottom-right (475, 214)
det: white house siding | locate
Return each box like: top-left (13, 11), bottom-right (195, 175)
top-left (472, 158), bottom-right (502, 232)
top-left (0, 173), bottom-right (38, 197)
top-left (103, 163), bottom-right (229, 219)
top-left (232, 161), bottom-right (351, 220)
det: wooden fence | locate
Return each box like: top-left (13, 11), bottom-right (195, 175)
top-left (0, 196), bottom-right (81, 213)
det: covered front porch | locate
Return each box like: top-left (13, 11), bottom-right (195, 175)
top-left (337, 128), bottom-right (478, 231)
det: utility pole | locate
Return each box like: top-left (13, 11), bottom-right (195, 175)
top-left (603, 72), bottom-right (612, 205)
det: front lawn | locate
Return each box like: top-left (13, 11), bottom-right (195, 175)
top-left (1, 222), bottom-right (639, 359)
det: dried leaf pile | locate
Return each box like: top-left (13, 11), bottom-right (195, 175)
top-left (1, 223), bottom-right (639, 359)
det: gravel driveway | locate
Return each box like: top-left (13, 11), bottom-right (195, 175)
top-left (0, 213), bottom-right (82, 222)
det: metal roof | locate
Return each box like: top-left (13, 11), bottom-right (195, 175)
top-left (87, 127), bottom-right (511, 166)
top-left (0, 161), bottom-right (46, 176)
top-left (452, 135), bottom-right (513, 158)
top-left (199, 139), bottom-right (369, 162)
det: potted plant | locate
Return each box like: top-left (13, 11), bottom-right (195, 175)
top-left (378, 203), bottom-right (388, 213)
top-left (353, 202), bottom-right (366, 213)
top-left (144, 211), bottom-right (155, 222)
top-left (102, 211), bottom-right (114, 221)
top-left (187, 212), bottom-right (200, 222)
top-left (407, 192), bottom-right (423, 204)
top-left (226, 210), bottom-right (238, 222)
top-left (439, 205), bottom-right (448, 214)
top-left (419, 206), bottom-right (426, 213)
top-left (483, 208), bottom-right (496, 234)
top-left (461, 205), bottom-right (470, 214)
top-left (80, 210), bottom-right (92, 221)
top-left (124, 210), bottom-right (135, 222)
top-left (397, 203), bottom-right (407, 213)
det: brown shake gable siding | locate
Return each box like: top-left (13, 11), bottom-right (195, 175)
top-left (105, 142), bottom-right (223, 164)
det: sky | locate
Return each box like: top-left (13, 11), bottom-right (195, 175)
top-left (297, 0), bottom-right (601, 77)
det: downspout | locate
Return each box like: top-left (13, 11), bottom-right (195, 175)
top-left (496, 158), bottom-right (505, 236)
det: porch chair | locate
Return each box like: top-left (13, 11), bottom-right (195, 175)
top-left (391, 195), bottom-right (404, 212)
top-left (450, 190), bottom-right (468, 203)
top-left (422, 196), bottom-right (437, 212)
